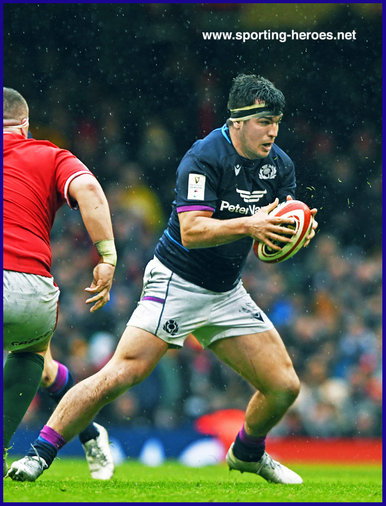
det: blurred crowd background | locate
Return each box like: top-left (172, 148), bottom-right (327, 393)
top-left (4, 4), bottom-right (382, 440)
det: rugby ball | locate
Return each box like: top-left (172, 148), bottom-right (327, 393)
top-left (253, 200), bottom-right (312, 263)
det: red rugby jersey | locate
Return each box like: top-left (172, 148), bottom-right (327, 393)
top-left (3, 132), bottom-right (93, 277)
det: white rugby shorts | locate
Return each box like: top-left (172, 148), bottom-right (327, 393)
top-left (3, 270), bottom-right (60, 351)
top-left (127, 256), bottom-right (273, 348)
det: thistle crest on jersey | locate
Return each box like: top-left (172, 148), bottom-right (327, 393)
top-left (259, 164), bottom-right (277, 179)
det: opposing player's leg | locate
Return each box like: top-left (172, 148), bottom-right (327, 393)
top-left (40, 345), bottom-right (114, 480)
top-left (209, 329), bottom-right (302, 484)
top-left (7, 327), bottom-right (168, 481)
top-left (3, 347), bottom-right (46, 476)
top-left (3, 270), bottom-right (59, 474)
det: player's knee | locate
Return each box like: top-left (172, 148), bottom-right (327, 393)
top-left (101, 357), bottom-right (151, 397)
top-left (264, 368), bottom-right (300, 408)
top-left (286, 376), bottom-right (300, 404)
top-left (275, 373), bottom-right (300, 407)
top-left (40, 364), bottom-right (57, 387)
top-left (40, 372), bottom-right (51, 388)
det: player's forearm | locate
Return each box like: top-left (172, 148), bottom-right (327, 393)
top-left (77, 190), bottom-right (114, 243)
top-left (181, 215), bottom-right (250, 248)
top-left (68, 175), bottom-right (116, 265)
top-left (79, 194), bottom-right (117, 266)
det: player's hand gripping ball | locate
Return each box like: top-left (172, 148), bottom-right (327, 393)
top-left (254, 200), bottom-right (313, 263)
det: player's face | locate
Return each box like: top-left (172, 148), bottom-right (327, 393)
top-left (238, 115), bottom-right (282, 159)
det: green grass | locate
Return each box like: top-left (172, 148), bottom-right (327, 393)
top-left (3, 459), bottom-right (382, 503)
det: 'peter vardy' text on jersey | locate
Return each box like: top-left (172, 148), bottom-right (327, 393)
top-left (155, 124), bottom-right (296, 292)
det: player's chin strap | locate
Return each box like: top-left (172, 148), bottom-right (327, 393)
top-left (229, 103), bottom-right (282, 122)
top-left (94, 239), bottom-right (117, 267)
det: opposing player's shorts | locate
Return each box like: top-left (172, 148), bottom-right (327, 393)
top-left (3, 270), bottom-right (60, 351)
top-left (127, 256), bottom-right (274, 348)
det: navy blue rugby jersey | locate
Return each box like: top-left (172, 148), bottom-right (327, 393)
top-left (155, 124), bottom-right (296, 292)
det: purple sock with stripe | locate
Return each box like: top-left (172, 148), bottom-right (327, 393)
top-left (39, 425), bottom-right (67, 450)
top-left (27, 425), bottom-right (67, 466)
top-left (47, 362), bottom-right (69, 393)
top-left (238, 425), bottom-right (266, 446)
top-left (233, 424), bottom-right (266, 462)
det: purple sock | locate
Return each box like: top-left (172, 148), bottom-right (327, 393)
top-left (233, 424), bottom-right (266, 462)
top-left (39, 424), bottom-right (67, 450)
top-left (46, 362), bottom-right (69, 394)
top-left (238, 425), bottom-right (266, 446)
top-left (27, 425), bottom-right (67, 466)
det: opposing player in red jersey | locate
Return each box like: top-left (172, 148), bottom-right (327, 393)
top-left (3, 87), bottom-right (116, 479)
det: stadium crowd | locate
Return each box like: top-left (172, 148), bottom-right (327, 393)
top-left (5, 3), bottom-right (381, 439)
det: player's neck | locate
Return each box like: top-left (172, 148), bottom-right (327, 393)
top-left (3, 127), bottom-right (27, 137)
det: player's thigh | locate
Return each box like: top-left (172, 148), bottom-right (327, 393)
top-left (3, 270), bottom-right (59, 352)
top-left (209, 328), bottom-right (299, 394)
top-left (108, 326), bottom-right (169, 383)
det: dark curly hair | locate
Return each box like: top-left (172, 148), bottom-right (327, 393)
top-left (227, 74), bottom-right (285, 115)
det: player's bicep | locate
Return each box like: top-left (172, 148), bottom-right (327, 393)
top-left (67, 174), bottom-right (107, 215)
top-left (178, 210), bottom-right (214, 245)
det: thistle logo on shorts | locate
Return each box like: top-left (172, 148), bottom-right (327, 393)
top-left (163, 319), bottom-right (179, 335)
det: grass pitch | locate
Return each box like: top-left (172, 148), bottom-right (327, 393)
top-left (3, 459), bottom-right (382, 503)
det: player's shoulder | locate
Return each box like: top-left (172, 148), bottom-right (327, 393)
top-left (270, 143), bottom-right (294, 168)
top-left (4, 134), bottom-right (63, 158)
top-left (26, 138), bottom-right (80, 166)
top-left (27, 137), bottom-right (64, 151)
top-left (186, 125), bottom-right (233, 166)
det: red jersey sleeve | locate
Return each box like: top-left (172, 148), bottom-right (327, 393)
top-left (54, 149), bottom-right (94, 208)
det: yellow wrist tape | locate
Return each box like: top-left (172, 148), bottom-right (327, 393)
top-left (94, 239), bottom-right (117, 267)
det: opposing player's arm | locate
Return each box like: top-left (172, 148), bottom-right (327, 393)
top-left (68, 174), bottom-right (115, 246)
top-left (68, 174), bottom-right (116, 312)
top-left (179, 199), bottom-right (296, 251)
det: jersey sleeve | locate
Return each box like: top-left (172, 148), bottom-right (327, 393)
top-left (277, 157), bottom-right (296, 201)
top-left (54, 149), bottom-right (94, 209)
top-left (175, 152), bottom-right (219, 213)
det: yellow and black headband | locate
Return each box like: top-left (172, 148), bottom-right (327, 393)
top-left (229, 102), bottom-right (282, 121)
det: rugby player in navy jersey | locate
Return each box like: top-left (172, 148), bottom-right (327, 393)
top-left (9, 74), bottom-right (317, 484)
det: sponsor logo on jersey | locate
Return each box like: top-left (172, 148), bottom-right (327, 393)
top-left (187, 173), bottom-right (206, 200)
top-left (219, 200), bottom-right (261, 215)
top-left (234, 164), bottom-right (242, 176)
top-left (259, 164), bottom-right (277, 179)
top-left (236, 188), bottom-right (267, 202)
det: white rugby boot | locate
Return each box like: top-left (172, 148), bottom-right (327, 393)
top-left (7, 455), bottom-right (48, 482)
top-left (226, 443), bottom-right (303, 484)
top-left (82, 423), bottom-right (114, 480)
